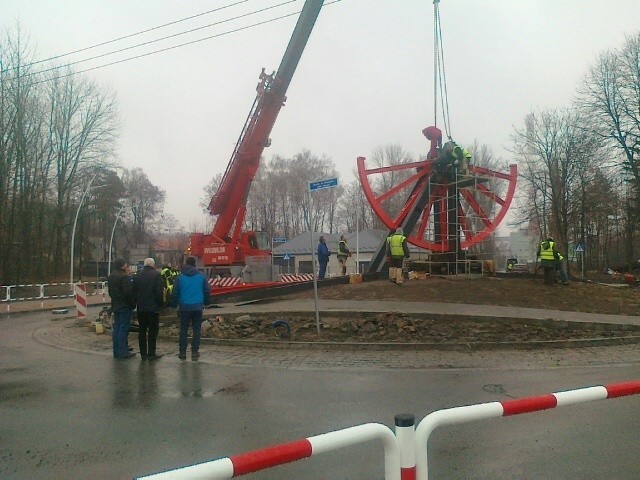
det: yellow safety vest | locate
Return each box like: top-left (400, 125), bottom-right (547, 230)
top-left (337, 240), bottom-right (349, 259)
top-left (539, 241), bottom-right (556, 261)
top-left (388, 234), bottom-right (406, 257)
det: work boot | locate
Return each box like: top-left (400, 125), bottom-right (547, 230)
top-left (178, 352), bottom-right (186, 360)
top-left (191, 351), bottom-right (200, 361)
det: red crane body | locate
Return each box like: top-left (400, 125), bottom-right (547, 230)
top-left (188, 0), bottom-right (324, 272)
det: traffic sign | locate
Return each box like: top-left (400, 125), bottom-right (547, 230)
top-left (283, 253), bottom-right (291, 260)
top-left (309, 177), bottom-right (338, 191)
top-left (272, 237), bottom-right (287, 243)
top-left (575, 244), bottom-right (585, 252)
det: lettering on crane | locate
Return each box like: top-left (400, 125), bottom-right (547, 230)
top-left (204, 246), bottom-right (227, 254)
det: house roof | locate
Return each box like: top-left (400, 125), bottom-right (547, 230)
top-left (272, 229), bottom-right (388, 256)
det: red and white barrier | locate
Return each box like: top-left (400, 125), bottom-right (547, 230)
top-left (135, 380), bottom-right (640, 479)
top-left (414, 380), bottom-right (640, 479)
top-left (208, 277), bottom-right (242, 287)
top-left (74, 283), bottom-right (87, 320)
top-left (280, 274), bottom-right (313, 283)
top-left (136, 422), bottom-right (401, 480)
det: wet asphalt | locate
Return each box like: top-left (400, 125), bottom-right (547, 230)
top-left (3, 299), bottom-right (640, 479)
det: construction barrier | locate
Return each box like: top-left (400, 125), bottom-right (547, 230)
top-left (74, 283), bottom-right (87, 320)
top-left (414, 380), bottom-right (640, 479)
top-left (280, 274), bottom-right (314, 283)
top-left (0, 281), bottom-right (108, 312)
top-left (135, 380), bottom-right (640, 479)
top-left (136, 422), bottom-right (402, 480)
top-left (208, 277), bottom-right (242, 288)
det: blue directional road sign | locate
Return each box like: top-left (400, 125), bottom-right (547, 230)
top-left (309, 177), bottom-right (338, 191)
top-left (272, 237), bottom-right (287, 243)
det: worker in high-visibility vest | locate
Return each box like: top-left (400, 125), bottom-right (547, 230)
top-left (336, 234), bottom-right (351, 276)
top-left (386, 227), bottom-right (410, 285)
top-left (436, 141), bottom-right (472, 175)
top-left (537, 237), bottom-right (569, 285)
top-left (161, 264), bottom-right (175, 304)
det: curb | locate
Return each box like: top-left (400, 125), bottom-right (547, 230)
top-left (158, 310), bottom-right (640, 351)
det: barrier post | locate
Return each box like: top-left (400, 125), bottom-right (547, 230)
top-left (75, 282), bottom-right (87, 321)
top-left (6, 285), bottom-right (12, 313)
top-left (39, 284), bottom-right (46, 308)
top-left (395, 414), bottom-right (416, 480)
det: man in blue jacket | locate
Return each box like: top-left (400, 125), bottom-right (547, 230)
top-left (171, 257), bottom-right (212, 360)
top-left (317, 235), bottom-right (331, 279)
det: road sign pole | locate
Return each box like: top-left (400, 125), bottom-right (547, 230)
top-left (307, 177), bottom-right (339, 335)
top-left (307, 186), bottom-right (321, 334)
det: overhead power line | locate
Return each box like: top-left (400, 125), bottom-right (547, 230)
top-left (25, 0), bottom-right (340, 87)
top-left (12, 0), bottom-right (298, 78)
top-left (18, 0), bottom-right (250, 70)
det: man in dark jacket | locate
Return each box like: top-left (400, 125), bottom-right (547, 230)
top-left (171, 257), bottom-right (212, 360)
top-left (132, 258), bottom-right (165, 360)
top-left (108, 258), bottom-right (136, 359)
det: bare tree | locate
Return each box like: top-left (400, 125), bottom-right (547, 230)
top-left (512, 109), bottom-right (596, 269)
top-left (123, 168), bottom-right (166, 245)
top-left (576, 32), bottom-right (640, 264)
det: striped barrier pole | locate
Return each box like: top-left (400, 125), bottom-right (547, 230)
top-left (136, 422), bottom-right (401, 479)
top-left (414, 380), bottom-right (640, 480)
top-left (395, 414), bottom-right (416, 480)
top-left (74, 283), bottom-right (87, 321)
top-left (2, 285), bottom-right (10, 313)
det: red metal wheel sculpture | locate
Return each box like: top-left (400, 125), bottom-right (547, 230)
top-left (357, 145), bottom-right (517, 252)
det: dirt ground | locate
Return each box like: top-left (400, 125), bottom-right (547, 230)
top-left (160, 274), bottom-right (640, 347)
top-left (294, 273), bottom-right (640, 316)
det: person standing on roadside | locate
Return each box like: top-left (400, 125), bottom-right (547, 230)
top-left (132, 258), bottom-right (165, 360)
top-left (386, 227), bottom-right (410, 285)
top-left (317, 235), bottom-right (331, 279)
top-left (337, 234), bottom-right (351, 276)
top-left (108, 258), bottom-right (136, 359)
top-left (171, 257), bottom-right (212, 361)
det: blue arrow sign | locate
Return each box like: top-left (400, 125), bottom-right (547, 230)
top-left (272, 237), bottom-right (287, 243)
top-left (309, 177), bottom-right (338, 191)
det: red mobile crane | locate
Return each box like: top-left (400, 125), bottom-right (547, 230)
top-left (188, 0), bottom-right (324, 278)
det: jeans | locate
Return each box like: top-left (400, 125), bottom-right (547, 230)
top-left (137, 311), bottom-right (160, 358)
top-left (318, 261), bottom-right (328, 279)
top-left (556, 262), bottom-right (569, 283)
top-left (112, 308), bottom-right (132, 357)
top-left (179, 309), bottom-right (203, 354)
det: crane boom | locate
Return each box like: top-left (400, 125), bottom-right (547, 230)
top-left (189, 0), bottom-right (324, 273)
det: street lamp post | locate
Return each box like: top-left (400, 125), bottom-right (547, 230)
top-left (108, 204), bottom-right (126, 276)
top-left (70, 174), bottom-right (105, 288)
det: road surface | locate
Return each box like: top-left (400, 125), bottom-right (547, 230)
top-left (2, 308), bottom-right (640, 479)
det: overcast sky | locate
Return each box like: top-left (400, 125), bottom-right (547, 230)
top-left (3, 0), bottom-right (640, 231)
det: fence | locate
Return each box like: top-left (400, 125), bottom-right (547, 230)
top-left (136, 422), bottom-right (402, 480)
top-left (1, 281), bottom-right (108, 312)
top-left (135, 380), bottom-right (640, 479)
top-left (414, 380), bottom-right (640, 479)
